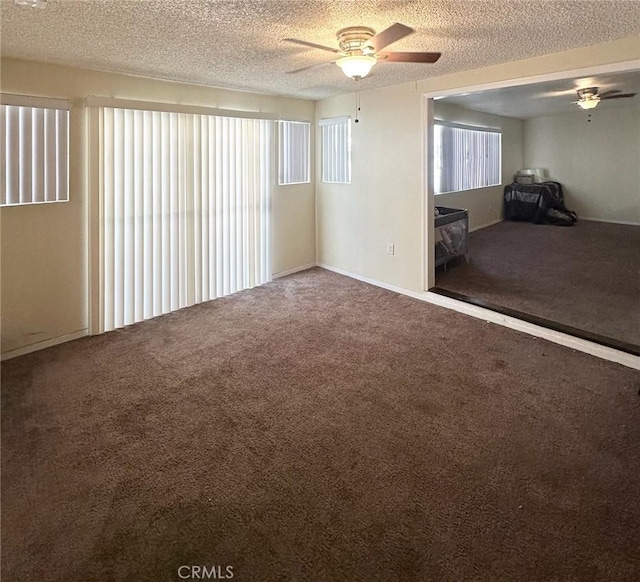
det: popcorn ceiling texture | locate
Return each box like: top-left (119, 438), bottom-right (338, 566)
top-left (1, 0), bottom-right (640, 100)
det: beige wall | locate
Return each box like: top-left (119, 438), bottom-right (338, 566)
top-left (317, 84), bottom-right (425, 292)
top-left (316, 35), bottom-right (640, 293)
top-left (3, 34), bottom-right (640, 355)
top-left (434, 102), bottom-right (523, 230)
top-left (1, 58), bottom-right (316, 355)
top-left (523, 104), bottom-right (640, 224)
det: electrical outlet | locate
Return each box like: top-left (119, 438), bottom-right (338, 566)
top-left (387, 243), bottom-right (395, 256)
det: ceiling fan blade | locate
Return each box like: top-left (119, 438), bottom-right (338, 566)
top-left (377, 51), bottom-right (441, 63)
top-left (601, 92), bottom-right (637, 100)
top-left (597, 90), bottom-right (621, 99)
top-left (282, 38), bottom-right (340, 53)
top-left (286, 60), bottom-right (336, 74)
top-left (367, 23), bottom-right (414, 52)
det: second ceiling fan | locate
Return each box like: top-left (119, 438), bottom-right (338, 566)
top-left (284, 23), bottom-right (441, 80)
top-left (574, 87), bottom-right (637, 110)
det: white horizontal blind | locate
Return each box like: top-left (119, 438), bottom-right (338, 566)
top-left (278, 121), bottom-right (310, 185)
top-left (320, 117), bottom-right (351, 184)
top-left (434, 122), bottom-right (501, 195)
top-left (99, 107), bottom-right (272, 332)
top-left (1, 100), bottom-right (69, 206)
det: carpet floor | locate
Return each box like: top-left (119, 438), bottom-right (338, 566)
top-left (435, 220), bottom-right (640, 348)
top-left (2, 268), bottom-right (640, 582)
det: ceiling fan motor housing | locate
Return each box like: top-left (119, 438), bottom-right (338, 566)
top-left (336, 26), bottom-right (376, 55)
top-left (577, 87), bottom-right (598, 99)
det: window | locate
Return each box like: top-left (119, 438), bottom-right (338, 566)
top-left (1, 95), bottom-right (69, 206)
top-left (278, 120), bottom-right (310, 185)
top-left (434, 121), bottom-right (501, 195)
top-left (320, 116), bottom-right (351, 184)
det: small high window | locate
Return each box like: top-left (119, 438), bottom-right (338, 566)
top-left (320, 117), bottom-right (351, 184)
top-left (278, 120), bottom-right (311, 185)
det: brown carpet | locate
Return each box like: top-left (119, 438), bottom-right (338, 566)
top-left (436, 220), bottom-right (640, 348)
top-left (2, 268), bottom-right (640, 582)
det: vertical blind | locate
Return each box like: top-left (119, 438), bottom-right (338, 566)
top-left (278, 120), bottom-right (310, 185)
top-left (1, 97), bottom-right (69, 206)
top-left (99, 107), bottom-right (272, 332)
top-left (434, 122), bottom-right (501, 194)
top-left (320, 117), bottom-right (351, 184)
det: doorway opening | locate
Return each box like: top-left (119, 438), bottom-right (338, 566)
top-left (423, 61), bottom-right (640, 357)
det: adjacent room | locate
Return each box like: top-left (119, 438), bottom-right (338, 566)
top-left (2, 2), bottom-right (640, 581)
top-left (432, 70), bottom-right (640, 353)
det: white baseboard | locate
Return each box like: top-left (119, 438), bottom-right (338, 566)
top-left (317, 263), bottom-right (640, 371)
top-left (1, 329), bottom-right (88, 361)
top-left (272, 262), bottom-right (317, 279)
top-left (580, 216), bottom-right (640, 227)
top-left (318, 263), bottom-right (427, 300)
top-left (470, 218), bottom-right (503, 233)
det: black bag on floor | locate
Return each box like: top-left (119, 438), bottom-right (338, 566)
top-left (546, 207), bottom-right (578, 226)
top-left (541, 181), bottom-right (577, 225)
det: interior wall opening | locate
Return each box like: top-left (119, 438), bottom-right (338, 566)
top-left (424, 62), bottom-right (640, 356)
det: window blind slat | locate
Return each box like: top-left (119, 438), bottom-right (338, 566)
top-left (44, 109), bottom-right (55, 201)
top-left (123, 109), bottom-right (135, 326)
top-left (192, 115), bottom-right (202, 305)
top-left (31, 108), bottom-right (44, 203)
top-left (0, 105), bottom-right (6, 206)
top-left (230, 119), bottom-right (238, 293)
top-left (152, 112), bottom-right (162, 317)
top-left (209, 118), bottom-right (217, 298)
top-left (142, 111), bottom-right (153, 320)
top-left (55, 109), bottom-right (68, 202)
top-left (19, 107), bottom-right (32, 203)
top-left (133, 110), bottom-right (144, 323)
top-left (6, 107), bottom-right (19, 205)
top-left (102, 108), bottom-right (115, 331)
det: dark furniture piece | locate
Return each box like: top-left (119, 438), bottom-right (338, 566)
top-left (504, 182), bottom-right (564, 223)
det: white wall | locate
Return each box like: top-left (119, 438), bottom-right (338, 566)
top-left (523, 103), bottom-right (640, 224)
top-left (433, 102), bottom-right (523, 230)
top-left (0, 58), bottom-right (316, 355)
top-left (316, 35), bottom-right (640, 293)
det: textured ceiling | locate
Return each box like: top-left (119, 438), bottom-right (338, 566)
top-left (1, 0), bottom-right (640, 100)
top-left (440, 70), bottom-right (640, 119)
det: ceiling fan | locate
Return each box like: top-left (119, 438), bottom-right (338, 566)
top-left (574, 86), bottom-right (637, 110)
top-left (283, 23), bottom-right (441, 80)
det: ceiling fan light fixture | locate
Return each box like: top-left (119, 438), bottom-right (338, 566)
top-left (336, 55), bottom-right (377, 80)
top-left (577, 97), bottom-right (600, 110)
